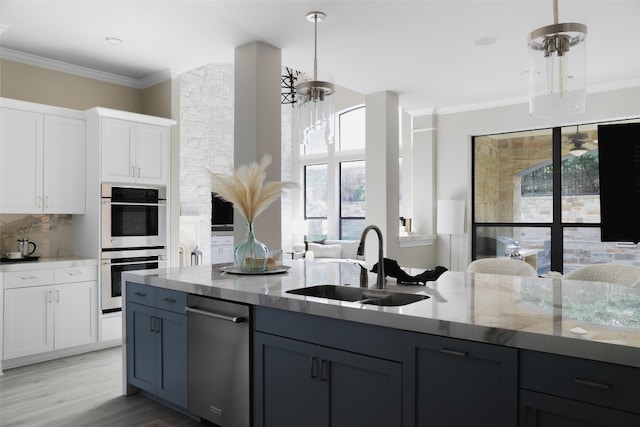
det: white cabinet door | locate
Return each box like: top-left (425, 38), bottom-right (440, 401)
top-left (54, 281), bottom-right (98, 350)
top-left (0, 108), bottom-right (44, 213)
top-left (44, 115), bottom-right (86, 214)
top-left (211, 235), bottom-right (234, 264)
top-left (101, 118), bottom-right (169, 185)
top-left (3, 286), bottom-right (54, 359)
top-left (101, 117), bottom-right (135, 183)
top-left (135, 123), bottom-right (169, 185)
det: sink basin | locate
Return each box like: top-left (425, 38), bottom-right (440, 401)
top-left (287, 285), bottom-right (429, 306)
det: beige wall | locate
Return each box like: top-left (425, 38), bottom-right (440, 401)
top-left (0, 59), bottom-right (171, 117)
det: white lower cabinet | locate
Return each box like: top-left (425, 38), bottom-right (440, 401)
top-left (211, 235), bottom-right (234, 264)
top-left (3, 266), bottom-right (98, 360)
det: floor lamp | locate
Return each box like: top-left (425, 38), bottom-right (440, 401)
top-left (437, 200), bottom-right (465, 270)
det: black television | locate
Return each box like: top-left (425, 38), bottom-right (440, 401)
top-left (211, 193), bottom-right (234, 231)
top-left (598, 122), bottom-right (640, 244)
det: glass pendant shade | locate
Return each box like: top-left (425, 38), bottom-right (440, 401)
top-left (296, 11), bottom-right (335, 146)
top-left (297, 70), bottom-right (335, 145)
top-left (528, 22), bottom-right (587, 118)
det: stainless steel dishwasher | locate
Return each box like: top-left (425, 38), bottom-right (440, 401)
top-left (187, 294), bottom-right (250, 427)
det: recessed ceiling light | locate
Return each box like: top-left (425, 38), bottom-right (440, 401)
top-left (105, 37), bottom-right (123, 45)
top-left (474, 36), bottom-right (497, 46)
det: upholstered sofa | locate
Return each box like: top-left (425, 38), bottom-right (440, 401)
top-left (292, 239), bottom-right (360, 261)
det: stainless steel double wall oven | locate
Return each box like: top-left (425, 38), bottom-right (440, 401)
top-left (101, 184), bottom-right (167, 313)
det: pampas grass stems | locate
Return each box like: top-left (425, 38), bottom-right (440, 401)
top-left (210, 154), bottom-right (298, 223)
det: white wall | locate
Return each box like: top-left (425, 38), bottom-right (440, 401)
top-left (429, 86), bottom-right (640, 271)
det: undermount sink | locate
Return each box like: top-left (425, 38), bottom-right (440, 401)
top-left (287, 284), bottom-right (429, 306)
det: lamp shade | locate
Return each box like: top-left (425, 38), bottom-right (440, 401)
top-left (437, 200), bottom-right (465, 235)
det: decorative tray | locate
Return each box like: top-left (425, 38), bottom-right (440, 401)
top-left (0, 256), bottom-right (40, 263)
top-left (220, 265), bottom-right (291, 275)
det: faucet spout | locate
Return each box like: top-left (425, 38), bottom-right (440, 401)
top-left (357, 225), bottom-right (385, 289)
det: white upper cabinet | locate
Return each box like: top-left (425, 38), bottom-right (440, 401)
top-left (43, 115), bottom-right (86, 213)
top-left (0, 99), bottom-right (86, 214)
top-left (97, 110), bottom-right (173, 185)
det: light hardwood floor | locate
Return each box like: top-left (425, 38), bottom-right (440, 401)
top-left (0, 346), bottom-right (204, 427)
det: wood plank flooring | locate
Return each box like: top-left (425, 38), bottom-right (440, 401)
top-left (0, 346), bottom-right (203, 427)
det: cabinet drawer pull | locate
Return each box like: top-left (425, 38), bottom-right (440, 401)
top-left (440, 348), bottom-right (468, 357)
top-left (310, 357), bottom-right (319, 379)
top-left (134, 292), bottom-right (147, 297)
top-left (21, 275), bottom-right (38, 280)
top-left (66, 271), bottom-right (82, 276)
top-left (150, 316), bottom-right (155, 332)
top-left (156, 317), bottom-right (161, 333)
top-left (320, 359), bottom-right (330, 382)
top-left (162, 297), bottom-right (177, 303)
top-left (574, 377), bottom-right (611, 390)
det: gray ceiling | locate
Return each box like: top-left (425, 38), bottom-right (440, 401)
top-left (1, 0), bottom-right (639, 114)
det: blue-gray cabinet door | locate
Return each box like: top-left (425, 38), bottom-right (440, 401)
top-left (403, 331), bottom-right (517, 427)
top-left (254, 332), bottom-right (402, 427)
top-left (156, 308), bottom-right (188, 409)
top-left (127, 302), bottom-right (157, 392)
top-left (520, 390), bottom-right (640, 427)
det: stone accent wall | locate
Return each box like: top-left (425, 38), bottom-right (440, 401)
top-left (179, 64), bottom-right (234, 264)
top-left (178, 64), bottom-right (296, 263)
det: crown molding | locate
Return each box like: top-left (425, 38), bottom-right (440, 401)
top-left (0, 47), bottom-right (179, 89)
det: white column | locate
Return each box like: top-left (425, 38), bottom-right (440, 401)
top-left (364, 91), bottom-right (399, 264)
top-left (234, 42), bottom-right (282, 250)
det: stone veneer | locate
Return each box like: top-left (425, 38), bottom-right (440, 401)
top-left (179, 63), bottom-right (295, 264)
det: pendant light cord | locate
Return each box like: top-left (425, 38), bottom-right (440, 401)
top-left (313, 14), bottom-right (318, 80)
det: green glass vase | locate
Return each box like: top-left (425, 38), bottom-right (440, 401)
top-left (234, 222), bottom-right (268, 272)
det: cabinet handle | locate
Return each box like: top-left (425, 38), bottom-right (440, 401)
top-left (574, 377), bottom-right (611, 390)
top-left (21, 275), bottom-right (37, 280)
top-left (320, 359), bottom-right (330, 382)
top-left (47, 290), bottom-right (53, 303)
top-left (38, 196), bottom-right (42, 208)
top-left (55, 290), bottom-right (60, 302)
top-left (162, 297), bottom-right (176, 303)
top-left (137, 167), bottom-right (141, 177)
top-left (440, 348), bottom-right (468, 357)
top-left (156, 317), bottom-right (161, 333)
top-left (310, 357), bottom-right (319, 379)
top-left (134, 292), bottom-right (147, 297)
top-left (150, 316), bottom-right (155, 332)
top-left (45, 195), bottom-right (49, 208)
top-left (131, 166), bottom-right (135, 177)
top-left (66, 271), bottom-right (82, 276)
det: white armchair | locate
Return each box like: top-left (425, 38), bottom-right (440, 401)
top-left (466, 258), bottom-right (538, 277)
top-left (564, 264), bottom-right (640, 286)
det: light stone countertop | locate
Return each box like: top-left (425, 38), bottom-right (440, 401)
top-left (0, 256), bottom-right (98, 272)
top-left (122, 259), bottom-right (640, 369)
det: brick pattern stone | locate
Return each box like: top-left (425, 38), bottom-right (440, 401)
top-left (179, 64), bottom-right (234, 264)
top-left (179, 64), bottom-right (295, 263)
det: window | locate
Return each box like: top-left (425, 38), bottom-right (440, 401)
top-left (472, 118), bottom-right (640, 275)
top-left (300, 106), bottom-right (366, 241)
top-left (340, 160), bottom-right (366, 239)
top-left (304, 164), bottom-right (328, 239)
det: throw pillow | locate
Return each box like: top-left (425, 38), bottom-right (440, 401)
top-left (308, 243), bottom-right (342, 259)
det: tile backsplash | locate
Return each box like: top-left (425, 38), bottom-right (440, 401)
top-left (0, 214), bottom-right (74, 258)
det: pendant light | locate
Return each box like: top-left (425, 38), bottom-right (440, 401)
top-left (528, 0), bottom-right (587, 117)
top-left (296, 11), bottom-right (335, 145)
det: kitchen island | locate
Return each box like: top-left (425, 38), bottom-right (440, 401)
top-left (122, 260), bottom-right (640, 427)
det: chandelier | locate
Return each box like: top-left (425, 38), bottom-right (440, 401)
top-left (296, 11), bottom-right (335, 145)
top-left (527, 0), bottom-right (587, 117)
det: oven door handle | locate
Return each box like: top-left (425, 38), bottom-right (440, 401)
top-left (101, 259), bottom-right (161, 266)
top-left (102, 201), bottom-right (166, 207)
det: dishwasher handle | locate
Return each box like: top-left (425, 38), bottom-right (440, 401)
top-left (186, 306), bottom-right (247, 323)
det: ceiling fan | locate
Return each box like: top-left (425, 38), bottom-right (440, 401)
top-left (565, 126), bottom-right (598, 156)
